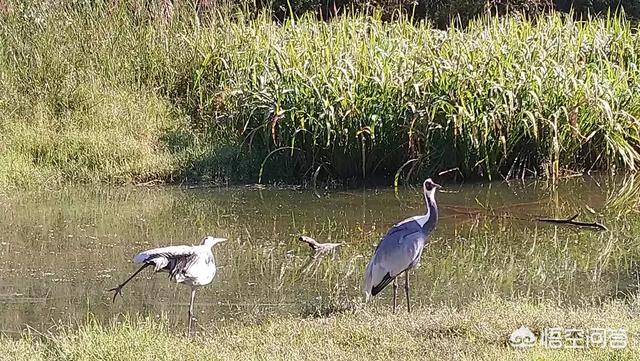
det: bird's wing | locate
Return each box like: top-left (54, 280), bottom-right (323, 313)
top-left (364, 222), bottom-right (427, 297)
top-left (133, 245), bottom-right (195, 264)
top-left (165, 253), bottom-right (207, 281)
top-left (380, 215), bottom-right (429, 242)
top-left (133, 245), bottom-right (209, 280)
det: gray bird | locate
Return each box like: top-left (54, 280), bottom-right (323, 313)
top-left (298, 235), bottom-right (342, 256)
top-left (108, 235), bottom-right (226, 335)
top-left (363, 178), bottom-right (441, 313)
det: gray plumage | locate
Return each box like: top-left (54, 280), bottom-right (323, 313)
top-left (363, 178), bottom-right (441, 313)
top-left (109, 236), bottom-right (226, 335)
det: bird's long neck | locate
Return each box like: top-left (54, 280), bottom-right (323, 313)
top-left (301, 237), bottom-right (320, 250)
top-left (422, 190), bottom-right (438, 235)
top-left (308, 239), bottom-right (320, 249)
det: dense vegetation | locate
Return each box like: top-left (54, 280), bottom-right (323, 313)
top-left (1, 2), bottom-right (640, 187)
top-left (179, 0), bottom-right (640, 27)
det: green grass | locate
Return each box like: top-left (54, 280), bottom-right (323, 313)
top-left (2, 297), bottom-right (640, 360)
top-left (2, 2), bottom-right (640, 187)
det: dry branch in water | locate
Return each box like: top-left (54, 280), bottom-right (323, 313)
top-left (298, 236), bottom-right (343, 256)
top-left (442, 204), bottom-right (608, 232)
top-left (535, 213), bottom-right (608, 231)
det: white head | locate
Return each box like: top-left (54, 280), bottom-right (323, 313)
top-left (423, 178), bottom-right (442, 196)
top-left (201, 236), bottom-right (227, 247)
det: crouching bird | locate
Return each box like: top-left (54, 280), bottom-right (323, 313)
top-left (363, 179), bottom-right (441, 313)
top-left (108, 235), bottom-right (226, 335)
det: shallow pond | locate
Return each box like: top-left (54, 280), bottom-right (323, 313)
top-left (1, 176), bottom-right (640, 335)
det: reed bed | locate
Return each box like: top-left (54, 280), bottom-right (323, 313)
top-left (1, 3), bottom-right (640, 186)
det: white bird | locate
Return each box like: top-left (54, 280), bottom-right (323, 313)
top-left (108, 235), bottom-right (226, 335)
top-left (363, 178), bottom-right (441, 313)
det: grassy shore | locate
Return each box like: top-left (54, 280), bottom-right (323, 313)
top-left (2, 297), bottom-right (639, 360)
top-left (2, 3), bottom-right (640, 187)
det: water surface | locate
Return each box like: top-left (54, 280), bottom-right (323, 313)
top-left (1, 176), bottom-right (639, 334)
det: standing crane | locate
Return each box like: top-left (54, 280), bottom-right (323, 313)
top-left (363, 178), bottom-right (441, 313)
top-left (108, 235), bottom-right (226, 335)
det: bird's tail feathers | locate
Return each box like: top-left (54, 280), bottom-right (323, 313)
top-left (371, 273), bottom-right (394, 296)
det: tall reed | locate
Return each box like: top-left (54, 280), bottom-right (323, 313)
top-left (1, 2), bottom-right (639, 186)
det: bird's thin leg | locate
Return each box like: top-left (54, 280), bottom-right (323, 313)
top-left (392, 278), bottom-right (398, 314)
top-left (107, 264), bottom-right (151, 303)
top-left (404, 271), bottom-right (411, 313)
top-left (188, 288), bottom-right (196, 336)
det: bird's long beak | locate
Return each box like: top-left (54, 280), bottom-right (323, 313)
top-left (215, 238), bottom-right (228, 245)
